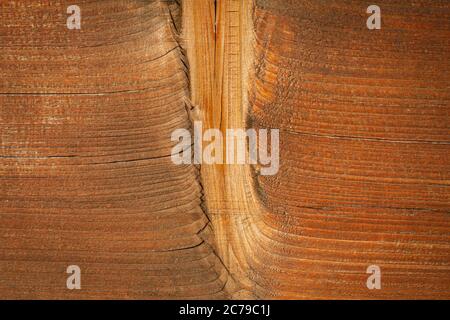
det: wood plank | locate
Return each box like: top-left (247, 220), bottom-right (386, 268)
top-left (0, 0), bottom-right (228, 299)
top-left (0, 0), bottom-right (449, 299)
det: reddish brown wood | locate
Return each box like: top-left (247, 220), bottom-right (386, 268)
top-left (0, 0), bottom-right (449, 300)
top-left (0, 0), bottom-right (227, 299)
top-left (247, 0), bottom-right (450, 298)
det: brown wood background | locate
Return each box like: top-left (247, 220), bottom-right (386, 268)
top-left (0, 0), bottom-right (449, 299)
top-left (0, 0), bottom-right (227, 299)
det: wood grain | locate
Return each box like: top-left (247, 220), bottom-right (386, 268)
top-left (0, 0), bottom-right (227, 299)
top-left (185, 0), bottom-right (450, 299)
top-left (1, 0), bottom-right (449, 299)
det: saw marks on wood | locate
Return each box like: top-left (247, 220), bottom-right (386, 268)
top-left (0, 0), bottom-right (449, 300)
top-left (243, 0), bottom-right (450, 298)
top-left (0, 0), bottom-right (227, 299)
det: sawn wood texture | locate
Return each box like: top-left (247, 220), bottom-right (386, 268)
top-left (0, 0), bottom-right (449, 299)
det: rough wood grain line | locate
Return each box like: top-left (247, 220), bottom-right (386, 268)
top-left (0, 0), bottom-right (228, 299)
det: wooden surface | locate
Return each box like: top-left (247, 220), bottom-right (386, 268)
top-left (0, 0), bottom-right (227, 299)
top-left (245, 0), bottom-right (450, 299)
top-left (0, 0), bottom-right (449, 299)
